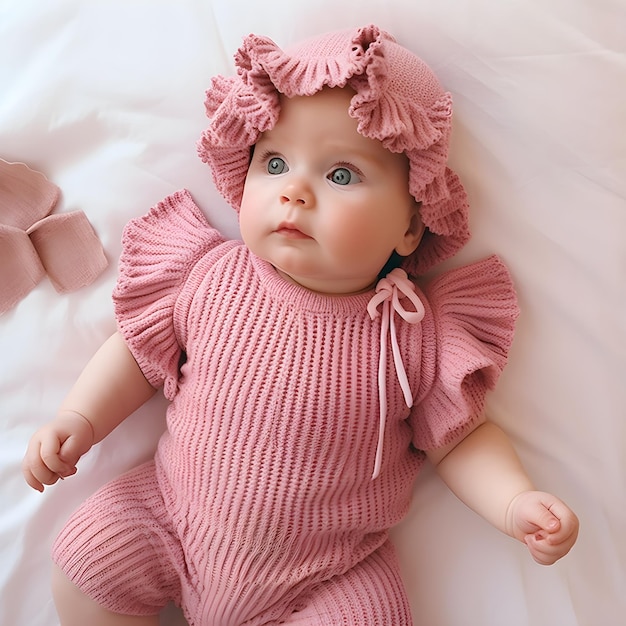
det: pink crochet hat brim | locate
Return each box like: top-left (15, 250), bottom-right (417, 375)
top-left (198, 24), bottom-right (470, 275)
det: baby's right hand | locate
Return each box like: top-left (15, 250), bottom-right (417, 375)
top-left (22, 411), bottom-right (95, 492)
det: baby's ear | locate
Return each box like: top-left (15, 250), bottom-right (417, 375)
top-left (396, 206), bottom-right (425, 257)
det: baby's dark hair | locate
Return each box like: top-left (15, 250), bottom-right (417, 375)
top-left (379, 251), bottom-right (404, 279)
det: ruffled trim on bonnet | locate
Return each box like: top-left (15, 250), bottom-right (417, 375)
top-left (197, 24), bottom-right (470, 274)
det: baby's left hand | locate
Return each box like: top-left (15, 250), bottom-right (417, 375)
top-left (505, 491), bottom-right (579, 565)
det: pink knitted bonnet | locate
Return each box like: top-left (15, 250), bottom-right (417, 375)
top-left (198, 24), bottom-right (470, 275)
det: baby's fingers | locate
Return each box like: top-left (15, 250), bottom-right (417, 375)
top-left (525, 509), bottom-right (579, 565)
top-left (22, 432), bottom-right (75, 492)
top-left (23, 464), bottom-right (59, 492)
top-left (21, 443), bottom-right (61, 492)
top-left (524, 533), bottom-right (559, 565)
top-left (546, 500), bottom-right (579, 540)
top-left (40, 436), bottom-right (76, 478)
top-left (22, 463), bottom-right (45, 492)
top-left (525, 531), bottom-right (574, 565)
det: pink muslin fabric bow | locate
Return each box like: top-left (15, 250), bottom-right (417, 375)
top-left (367, 268), bottom-right (425, 479)
top-left (0, 159), bottom-right (108, 314)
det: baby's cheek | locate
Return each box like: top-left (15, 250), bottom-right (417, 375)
top-left (347, 216), bottom-right (398, 255)
top-left (239, 210), bottom-right (267, 259)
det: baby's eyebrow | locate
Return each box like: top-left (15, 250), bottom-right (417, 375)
top-left (332, 148), bottom-right (392, 170)
top-left (253, 136), bottom-right (283, 154)
top-left (253, 134), bottom-right (392, 170)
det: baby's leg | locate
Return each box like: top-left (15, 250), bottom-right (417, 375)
top-left (284, 540), bottom-right (413, 625)
top-left (52, 564), bottom-right (159, 626)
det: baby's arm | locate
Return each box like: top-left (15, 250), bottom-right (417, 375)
top-left (22, 331), bottom-right (156, 491)
top-left (427, 420), bottom-right (579, 565)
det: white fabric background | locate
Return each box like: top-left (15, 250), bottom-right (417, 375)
top-left (0, 1), bottom-right (624, 624)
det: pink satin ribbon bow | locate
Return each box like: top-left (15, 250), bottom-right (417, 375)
top-left (367, 268), bottom-right (425, 479)
top-left (0, 159), bottom-right (108, 314)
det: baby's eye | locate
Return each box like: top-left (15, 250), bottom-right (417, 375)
top-left (267, 157), bottom-right (288, 175)
top-left (329, 167), bottom-right (361, 186)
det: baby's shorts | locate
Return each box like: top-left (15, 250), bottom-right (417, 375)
top-left (53, 461), bottom-right (413, 624)
top-left (52, 460), bottom-right (184, 616)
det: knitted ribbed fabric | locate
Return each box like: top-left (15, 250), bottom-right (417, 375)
top-left (53, 190), bottom-right (518, 625)
top-left (0, 159), bottom-right (108, 313)
top-left (197, 24), bottom-right (470, 275)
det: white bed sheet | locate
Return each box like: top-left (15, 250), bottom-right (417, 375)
top-left (1, 1), bottom-right (624, 625)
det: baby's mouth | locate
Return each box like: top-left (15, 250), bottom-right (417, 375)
top-left (275, 222), bottom-right (312, 239)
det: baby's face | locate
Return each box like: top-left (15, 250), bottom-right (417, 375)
top-left (240, 87), bottom-right (422, 294)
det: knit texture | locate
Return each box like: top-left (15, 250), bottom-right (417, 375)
top-left (197, 24), bottom-right (470, 275)
top-left (0, 159), bottom-right (108, 313)
top-left (54, 190), bottom-right (518, 624)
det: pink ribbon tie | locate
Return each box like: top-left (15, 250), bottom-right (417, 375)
top-left (367, 268), bottom-right (425, 479)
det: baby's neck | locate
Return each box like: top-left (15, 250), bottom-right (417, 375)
top-left (273, 266), bottom-right (376, 296)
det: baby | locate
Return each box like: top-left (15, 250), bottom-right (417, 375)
top-left (22, 25), bottom-right (578, 626)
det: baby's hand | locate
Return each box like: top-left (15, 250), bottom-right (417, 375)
top-left (505, 491), bottom-right (579, 565)
top-left (22, 411), bottom-right (95, 492)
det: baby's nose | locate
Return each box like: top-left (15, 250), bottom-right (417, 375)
top-left (280, 181), bottom-right (315, 208)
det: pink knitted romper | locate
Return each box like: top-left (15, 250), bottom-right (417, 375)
top-left (52, 25), bottom-right (519, 626)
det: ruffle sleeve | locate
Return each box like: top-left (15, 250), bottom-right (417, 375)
top-left (411, 255), bottom-right (520, 451)
top-left (113, 189), bottom-right (226, 399)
